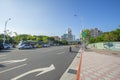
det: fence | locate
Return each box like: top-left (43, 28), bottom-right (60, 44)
top-left (87, 42), bottom-right (120, 51)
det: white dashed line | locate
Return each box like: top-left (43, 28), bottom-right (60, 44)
top-left (0, 58), bottom-right (27, 64)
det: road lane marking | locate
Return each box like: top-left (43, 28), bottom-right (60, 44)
top-left (36, 64), bottom-right (55, 76)
top-left (0, 58), bottom-right (27, 64)
top-left (57, 52), bottom-right (65, 55)
top-left (0, 64), bottom-right (27, 74)
top-left (0, 55), bottom-right (6, 57)
top-left (11, 64), bottom-right (55, 80)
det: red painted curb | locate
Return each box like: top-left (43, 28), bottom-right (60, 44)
top-left (75, 49), bottom-right (83, 80)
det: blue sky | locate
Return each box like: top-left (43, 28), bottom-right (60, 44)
top-left (0, 0), bottom-right (120, 38)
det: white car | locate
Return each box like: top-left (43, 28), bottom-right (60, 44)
top-left (43, 44), bottom-right (50, 47)
top-left (18, 44), bottom-right (33, 49)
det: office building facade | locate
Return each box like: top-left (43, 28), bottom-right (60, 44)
top-left (61, 28), bottom-right (75, 42)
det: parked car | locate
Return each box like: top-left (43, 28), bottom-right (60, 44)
top-left (0, 43), bottom-right (4, 50)
top-left (3, 44), bottom-right (11, 49)
top-left (0, 43), bottom-right (11, 50)
top-left (43, 44), bottom-right (50, 47)
top-left (18, 44), bottom-right (33, 49)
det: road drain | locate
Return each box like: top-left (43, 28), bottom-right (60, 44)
top-left (67, 69), bottom-right (77, 74)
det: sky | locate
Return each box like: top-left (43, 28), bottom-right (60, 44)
top-left (0, 0), bottom-right (120, 39)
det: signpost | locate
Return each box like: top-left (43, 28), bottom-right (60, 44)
top-left (80, 30), bottom-right (86, 50)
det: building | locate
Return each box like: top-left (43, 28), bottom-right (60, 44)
top-left (90, 28), bottom-right (102, 38)
top-left (61, 34), bottom-right (68, 41)
top-left (80, 28), bottom-right (102, 42)
top-left (53, 36), bottom-right (60, 41)
top-left (61, 28), bottom-right (75, 42)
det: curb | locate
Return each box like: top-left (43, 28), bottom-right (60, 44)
top-left (60, 48), bottom-right (81, 80)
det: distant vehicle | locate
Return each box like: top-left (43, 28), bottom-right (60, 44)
top-left (0, 43), bottom-right (4, 50)
top-left (3, 44), bottom-right (11, 49)
top-left (18, 44), bottom-right (33, 49)
top-left (43, 44), bottom-right (50, 47)
top-left (0, 43), bottom-right (11, 50)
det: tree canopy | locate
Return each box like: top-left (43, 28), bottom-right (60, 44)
top-left (0, 34), bottom-right (68, 45)
top-left (89, 28), bottom-right (120, 43)
top-left (81, 27), bottom-right (120, 44)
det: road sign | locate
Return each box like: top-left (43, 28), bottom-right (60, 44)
top-left (82, 32), bottom-right (86, 38)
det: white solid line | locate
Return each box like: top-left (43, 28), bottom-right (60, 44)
top-left (0, 58), bottom-right (28, 64)
top-left (57, 52), bottom-right (65, 55)
top-left (0, 64), bottom-right (27, 74)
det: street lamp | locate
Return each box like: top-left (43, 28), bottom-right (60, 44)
top-left (3, 18), bottom-right (11, 44)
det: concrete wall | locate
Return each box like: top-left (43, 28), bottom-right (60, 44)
top-left (87, 42), bottom-right (120, 51)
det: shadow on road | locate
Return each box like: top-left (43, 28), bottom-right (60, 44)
top-left (70, 51), bottom-right (79, 54)
top-left (0, 50), bottom-right (11, 53)
top-left (18, 48), bottom-right (37, 50)
top-left (0, 64), bottom-right (6, 68)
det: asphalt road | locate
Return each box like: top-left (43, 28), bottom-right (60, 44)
top-left (0, 46), bottom-right (80, 80)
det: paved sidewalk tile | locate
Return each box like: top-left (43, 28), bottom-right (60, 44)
top-left (81, 52), bottom-right (120, 80)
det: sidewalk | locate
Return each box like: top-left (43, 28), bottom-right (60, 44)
top-left (60, 48), bottom-right (120, 80)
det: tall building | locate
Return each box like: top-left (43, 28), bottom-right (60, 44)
top-left (90, 28), bottom-right (102, 38)
top-left (61, 28), bottom-right (74, 42)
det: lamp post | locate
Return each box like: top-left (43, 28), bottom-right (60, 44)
top-left (3, 18), bottom-right (11, 44)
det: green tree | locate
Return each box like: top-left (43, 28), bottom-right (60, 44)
top-left (89, 27), bottom-right (120, 43)
top-left (48, 37), bottom-right (55, 41)
top-left (0, 38), bottom-right (3, 43)
top-left (36, 37), bottom-right (41, 42)
top-left (0, 34), bottom-right (4, 43)
top-left (42, 36), bottom-right (48, 43)
top-left (61, 40), bottom-right (68, 45)
top-left (82, 29), bottom-right (91, 43)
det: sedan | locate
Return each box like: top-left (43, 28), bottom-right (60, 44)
top-left (18, 44), bottom-right (33, 49)
top-left (3, 44), bottom-right (11, 49)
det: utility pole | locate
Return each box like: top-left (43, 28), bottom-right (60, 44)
top-left (3, 18), bottom-right (11, 44)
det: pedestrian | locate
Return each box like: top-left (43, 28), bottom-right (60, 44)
top-left (69, 46), bottom-right (72, 52)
